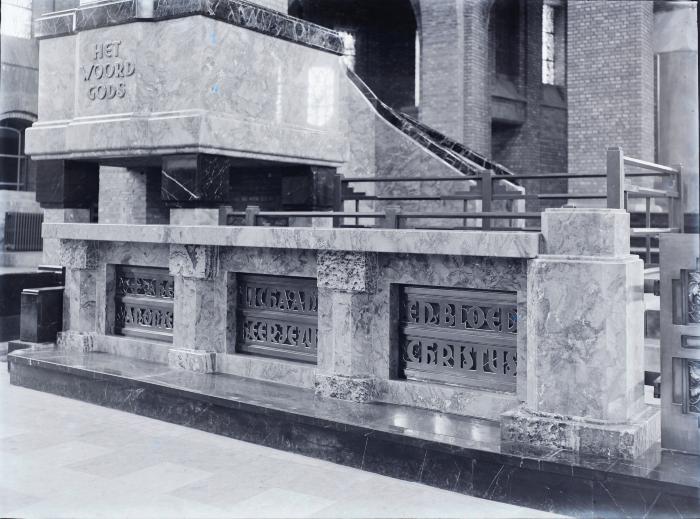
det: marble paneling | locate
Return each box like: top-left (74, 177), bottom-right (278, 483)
top-left (317, 250), bottom-right (377, 293)
top-left (93, 334), bottom-right (172, 364)
top-left (541, 208), bottom-right (630, 258)
top-left (27, 17), bottom-right (345, 165)
top-left (43, 223), bottom-right (541, 258)
top-left (316, 289), bottom-right (375, 377)
top-left (173, 274), bottom-right (228, 353)
top-left (377, 379), bottom-right (519, 422)
top-left (37, 36), bottom-right (76, 121)
top-left (64, 268), bottom-right (97, 333)
top-left (169, 244), bottom-right (219, 280)
top-left (216, 352), bottom-right (316, 388)
top-left (168, 347), bottom-right (216, 373)
top-left (527, 255), bottom-right (645, 422)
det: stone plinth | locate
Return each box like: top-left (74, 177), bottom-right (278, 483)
top-left (501, 208), bottom-right (658, 459)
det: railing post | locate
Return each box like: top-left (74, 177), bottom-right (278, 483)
top-left (383, 205), bottom-right (401, 229)
top-left (671, 165), bottom-right (684, 232)
top-left (481, 169), bottom-right (494, 230)
top-left (244, 205), bottom-right (260, 226)
top-left (607, 147), bottom-right (625, 209)
top-left (332, 174), bottom-right (343, 229)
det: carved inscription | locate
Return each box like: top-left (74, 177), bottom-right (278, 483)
top-left (236, 274), bottom-right (318, 363)
top-left (399, 286), bottom-right (518, 391)
top-left (81, 40), bottom-right (135, 100)
top-left (114, 266), bottom-right (174, 342)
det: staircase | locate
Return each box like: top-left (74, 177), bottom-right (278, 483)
top-left (346, 69), bottom-right (514, 180)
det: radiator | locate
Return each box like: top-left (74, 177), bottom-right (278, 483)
top-left (4, 212), bottom-right (43, 251)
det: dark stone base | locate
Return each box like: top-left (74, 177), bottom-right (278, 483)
top-left (8, 350), bottom-right (700, 518)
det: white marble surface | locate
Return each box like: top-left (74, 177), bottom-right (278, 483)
top-left (541, 208), bottom-right (630, 258)
top-left (527, 254), bottom-right (645, 422)
top-left (27, 18), bottom-right (346, 165)
top-left (44, 224), bottom-right (541, 258)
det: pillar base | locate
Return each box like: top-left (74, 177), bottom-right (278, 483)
top-left (500, 404), bottom-right (660, 460)
top-left (57, 331), bottom-right (96, 352)
top-left (314, 374), bottom-right (378, 403)
top-left (168, 348), bottom-right (216, 373)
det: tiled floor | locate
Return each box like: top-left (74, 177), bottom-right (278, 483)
top-left (0, 363), bottom-right (560, 518)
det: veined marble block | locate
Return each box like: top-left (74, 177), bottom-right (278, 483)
top-left (502, 208), bottom-right (659, 459)
top-left (169, 244), bottom-right (219, 280)
top-left (314, 374), bottom-right (378, 403)
top-left (317, 250), bottom-right (378, 293)
top-left (168, 348), bottom-right (216, 373)
top-left (57, 330), bottom-right (96, 352)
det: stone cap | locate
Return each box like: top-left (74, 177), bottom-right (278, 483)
top-left (44, 223), bottom-right (541, 259)
top-left (541, 208), bottom-right (630, 258)
top-left (34, 0), bottom-right (344, 55)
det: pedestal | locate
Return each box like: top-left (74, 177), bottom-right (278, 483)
top-left (501, 208), bottom-right (659, 459)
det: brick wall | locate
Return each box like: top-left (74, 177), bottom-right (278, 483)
top-left (567, 0), bottom-right (655, 201)
top-left (98, 167), bottom-right (147, 224)
top-left (418, 0), bottom-right (465, 144)
top-left (418, 0), bottom-right (491, 155)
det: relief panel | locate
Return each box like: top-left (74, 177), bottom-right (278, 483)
top-left (398, 286), bottom-right (518, 392)
top-left (236, 274), bottom-right (318, 364)
top-left (114, 265), bottom-right (174, 342)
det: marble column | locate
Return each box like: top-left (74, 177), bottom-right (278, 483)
top-left (501, 208), bottom-right (659, 459)
top-left (315, 250), bottom-right (378, 402)
top-left (167, 244), bottom-right (226, 373)
top-left (56, 239), bottom-right (99, 351)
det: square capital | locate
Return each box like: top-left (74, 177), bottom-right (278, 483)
top-left (317, 250), bottom-right (377, 293)
top-left (59, 240), bottom-right (99, 270)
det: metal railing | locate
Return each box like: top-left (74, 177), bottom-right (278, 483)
top-left (224, 147), bottom-right (683, 262)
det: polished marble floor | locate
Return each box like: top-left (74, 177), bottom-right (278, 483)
top-left (0, 362), bottom-right (561, 518)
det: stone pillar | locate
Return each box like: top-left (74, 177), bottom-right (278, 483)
top-left (501, 208), bottom-right (659, 459)
top-left (567, 1), bottom-right (654, 204)
top-left (167, 244), bottom-right (226, 373)
top-left (655, 3), bottom-right (699, 223)
top-left (315, 250), bottom-right (378, 402)
top-left (56, 239), bottom-right (99, 351)
top-left (34, 160), bottom-right (98, 264)
top-left (418, 0), bottom-right (490, 154)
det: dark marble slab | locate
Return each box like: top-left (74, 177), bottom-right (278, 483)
top-left (34, 0), bottom-right (344, 55)
top-left (161, 154), bottom-right (230, 207)
top-left (20, 287), bottom-right (64, 343)
top-left (8, 350), bottom-right (700, 518)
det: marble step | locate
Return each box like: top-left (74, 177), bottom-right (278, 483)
top-left (7, 349), bottom-right (700, 518)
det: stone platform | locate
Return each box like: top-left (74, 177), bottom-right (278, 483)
top-left (7, 349), bottom-right (700, 518)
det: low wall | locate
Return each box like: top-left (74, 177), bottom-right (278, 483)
top-left (45, 223), bottom-right (539, 420)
